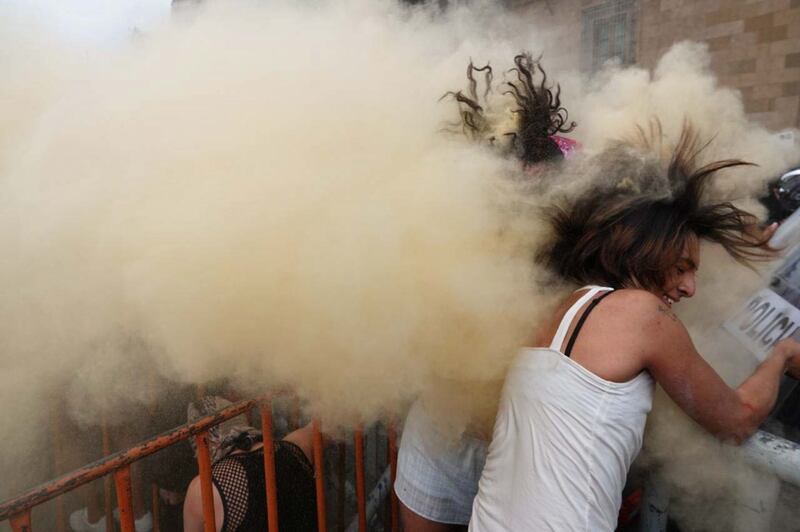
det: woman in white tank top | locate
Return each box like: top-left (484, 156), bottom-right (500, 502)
top-left (470, 130), bottom-right (800, 531)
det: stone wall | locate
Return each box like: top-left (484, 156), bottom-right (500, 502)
top-left (513, 0), bottom-right (800, 130)
top-left (638, 0), bottom-right (800, 130)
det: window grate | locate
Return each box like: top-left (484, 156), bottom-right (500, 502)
top-left (581, 0), bottom-right (639, 72)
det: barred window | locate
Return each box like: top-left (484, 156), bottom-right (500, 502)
top-left (582, 0), bottom-right (639, 72)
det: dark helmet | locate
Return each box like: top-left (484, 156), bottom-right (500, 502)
top-left (762, 167), bottom-right (800, 223)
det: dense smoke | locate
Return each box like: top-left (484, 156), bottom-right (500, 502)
top-left (1, 1), bottom-right (798, 529)
top-left (0, 0), bottom-right (554, 497)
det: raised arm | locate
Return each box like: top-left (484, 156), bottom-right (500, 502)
top-left (643, 298), bottom-right (800, 444)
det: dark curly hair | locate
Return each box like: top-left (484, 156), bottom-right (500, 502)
top-left (503, 53), bottom-right (575, 164)
top-left (441, 60), bottom-right (494, 142)
top-left (542, 124), bottom-right (776, 291)
top-left (442, 53), bottom-right (576, 165)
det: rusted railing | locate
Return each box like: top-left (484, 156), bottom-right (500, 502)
top-left (0, 399), bottom-right (257, 531)
top-left (312, 418), bottom-right (328, 531)
top-left (260, 397), bottom-right (280, 531)
top-left (0, 396), bottom-right (399, 532)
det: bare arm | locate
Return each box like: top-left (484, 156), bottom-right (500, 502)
top-left (644, 299), bottom-right (797, 444)
top-left (183, 476), bottom-right (224, 532)
top-left (735, 340), bottom-right (796, 425)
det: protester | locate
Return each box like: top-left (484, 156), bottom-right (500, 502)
top-left (394, 53), bottom-right (576, 532)
top-left (182, 396), bottom-right (317, 532)
top-left (469, 127), bottom-right (800, 531)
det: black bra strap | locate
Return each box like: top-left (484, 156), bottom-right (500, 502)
top-left (564, 290), bottom-right (614, 358)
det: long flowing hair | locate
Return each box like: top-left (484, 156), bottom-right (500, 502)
top-left (441, 60), bottom-right (494, 142)
top-left (442, 53), bottom-right (576, 165)
top-left (504, 53), bottom-right (575, 164)
top-left (542, 124), bottom-right (776, 290)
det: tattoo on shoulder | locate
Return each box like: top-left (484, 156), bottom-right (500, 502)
top-left (657, 305), bottom-right (679, 322)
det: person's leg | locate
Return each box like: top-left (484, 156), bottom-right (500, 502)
top-left (394, 401), bottom-right (483, 532)
top-left (85, 480), bottom-right (105, 524)
top-left (399, 501), bottom-right (467, 532)
top-left (68, 480), bottom-right (107, 532)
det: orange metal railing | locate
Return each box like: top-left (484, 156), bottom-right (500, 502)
top-left (0, 396), bottom-right (399, 532)
top-left (260, 397), bottom-right (280, 531)
top-left (312, 418), bottom-right (328, 531)
top-left (0, 398), bottom-right (257, 531)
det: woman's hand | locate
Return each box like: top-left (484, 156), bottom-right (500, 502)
top-left (762, 221), bottom-right (779, 242)
top-left (787, 356), bottom-right (800, 380)
top-left (772, 338), bottom-right (800, 379)
top-left (786, 352), bottom-right (800, 380)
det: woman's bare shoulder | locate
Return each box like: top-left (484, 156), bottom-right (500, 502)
top-left (606, 288), bottom-right (680, 324)
top-left (607, 288), bottom-right (689, 348)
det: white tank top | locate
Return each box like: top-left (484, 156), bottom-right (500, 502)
top-left (469, 286), bottom-right (654, 532)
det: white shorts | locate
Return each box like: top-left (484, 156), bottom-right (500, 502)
top-left (394, 400), bottom-right (488, 525)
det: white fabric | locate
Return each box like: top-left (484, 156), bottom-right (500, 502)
top-left (395, 400), bottom-right (488, 524)
top-left (469, 286), bottom-right (654, 532)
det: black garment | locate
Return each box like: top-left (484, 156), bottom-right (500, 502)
top-left (211, 441), bottom-right (318, 532)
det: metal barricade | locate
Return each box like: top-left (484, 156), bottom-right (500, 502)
top-left (0, 396), bottom-right (400, 532)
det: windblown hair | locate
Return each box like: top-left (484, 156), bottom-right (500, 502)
top-left (441, 61), bottom-right (494, 142)
top-left (442, 53), bottom-right (575, 165)
top-left (543, 125), bottom-right (777, 291)
top-left (504, 53), bottom-right (576, 164)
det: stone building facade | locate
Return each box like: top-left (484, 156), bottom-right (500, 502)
top-left (511, 0), bottom-right (800, 131)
